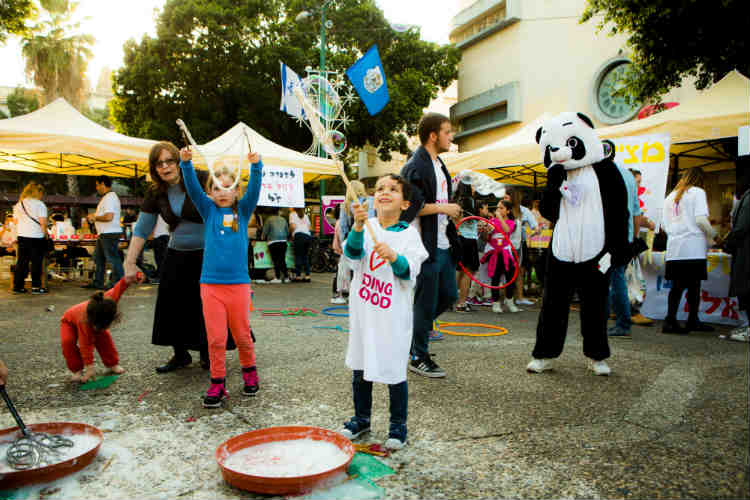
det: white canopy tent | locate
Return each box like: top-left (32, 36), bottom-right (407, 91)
top-left (442, 70), bottom-right (750, 187)
top-left (0, 98), bottom-right (339, 182)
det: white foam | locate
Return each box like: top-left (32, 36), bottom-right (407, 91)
top-left (223, 439), bottom-right (348, 478)
top-left (0, 432), bottom-right (100, 473)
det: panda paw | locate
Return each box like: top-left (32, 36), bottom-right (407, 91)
top-left (546, 164), bottom-right (567, 188)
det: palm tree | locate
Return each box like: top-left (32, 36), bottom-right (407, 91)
top-left (21, 0), bottom-right (94, 195)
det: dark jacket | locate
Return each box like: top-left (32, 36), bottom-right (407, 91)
top-left (541, 160), bottom-right (630, 267)
top-left (141, 170), bottom-right (209, 231)
top-left (400, 145), bottom-right (460, 263)
top-left (725, 190), bottom-right (750, 299)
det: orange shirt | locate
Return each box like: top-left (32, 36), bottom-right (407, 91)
top-left (60, 278), bottom-right (130, 365)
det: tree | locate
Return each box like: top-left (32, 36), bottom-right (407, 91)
top-left (6, 87), bottom-right (40, 116)
top-left (111, 0), bottom-right (459, 161)
top-left (21, 0), bottom-right (94, 197)
top-left (21, 0), bottom-right (94, 109)
top-left (581, 0), bottom-right (749, 103)
top-left (0, 0), bottom-right (35, 43)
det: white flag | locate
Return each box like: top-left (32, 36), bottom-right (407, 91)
top-left (280, 61), bottom-right (304, 119)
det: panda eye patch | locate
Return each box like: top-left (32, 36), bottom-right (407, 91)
top-left (566, 137), bottom-right (579, 148)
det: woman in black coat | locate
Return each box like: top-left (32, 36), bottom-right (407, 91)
top-left (724, 180), bottom-right (750, 342)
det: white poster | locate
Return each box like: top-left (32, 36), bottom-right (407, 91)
top-left (258, 166), bottom-right (305, 208)
top-left (612, 133), bottom-right (670, 230)
top-left (640, 251), bottom-right (741, 326)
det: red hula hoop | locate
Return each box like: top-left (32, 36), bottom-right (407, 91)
top-left (457, 215), bottom-right (519, 290)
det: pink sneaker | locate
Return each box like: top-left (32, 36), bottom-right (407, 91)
top-left (242, 367), bottom-right (259, 396)
top-left (203, 379), bottom-right (227, 408)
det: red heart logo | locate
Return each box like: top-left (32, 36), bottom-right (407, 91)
top-left (369, 252), bottom-right (386, 272)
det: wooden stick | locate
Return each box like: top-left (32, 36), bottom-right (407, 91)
top-left (336, 160), bottom-right (378, 244)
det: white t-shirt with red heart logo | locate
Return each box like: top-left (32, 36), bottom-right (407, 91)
top-left (343, 218), bottom-right (429, 384)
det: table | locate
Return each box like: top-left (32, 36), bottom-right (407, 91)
top-left (640, 251), bottom-right (741, 326)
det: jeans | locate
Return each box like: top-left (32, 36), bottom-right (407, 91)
top-left (14, 236), bottom-right (46, 289)
top-left (412, 248), bottom-right (458, 359)
top-left (293, 232), bottom-right (312, 276)
top-left (352, 370), bottom-right (408, 440)
top-left (94, 233), bottom-right (124, 287)
top-left (606, 264), bottom-right (631, 331)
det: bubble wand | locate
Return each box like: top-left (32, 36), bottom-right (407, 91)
top-left (176, 118), bottom-right (241, 192)
top-left (292, 85), bottom-right (378, 243)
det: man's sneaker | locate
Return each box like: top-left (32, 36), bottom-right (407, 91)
top-left (428, 330), bottom-right (444, 341)
top-left (339, 417), bottom-right (370, 440)
top-left (630, 313), bottom-right (654, 326)
top-left (467, 297), bottom-right (482, 306)
top-left (526, 358), bottom-right (551, 373)
top-left (590, 360), bottom-right (611, 376)
top-left (242, 367), bottom-right (259, 396)
top-left (384, 436), bottom-right (406, 450)
top-left (504, 298), bottom-right (520, 313)
top-left (331, 296), bottom-right (347, 304)
top-left (12, 288), bottom-right (27, 294)
top-left (481, 297), bottom-right (494, 306)
top-left (202, 379), bottom-right (228, 408)
top-left (492, 301), bottom-right (503, 313)
top-left (269, 278), bottom-right (282, 284)
top-left (608, 326), bottom-right (632, 339)
top-left (409, 356), bottom-right (446, 378)
top-left (516, 298), bottom-right (535, 306)
top-left (282, 278), bottom-right (291, 284)
top-left (31, 287), bottom-right (49, 294)
top-left (729, 327), bottom-right (749, 342)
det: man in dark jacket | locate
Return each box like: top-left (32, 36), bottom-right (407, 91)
top-left (724, 176), bottom-right (750, 342)
top-left (400, 113), bottom-right (462, 377)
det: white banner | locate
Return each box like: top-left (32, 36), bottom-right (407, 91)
top-left (612, 133), bottom-right (670, 230)
top-left (640, 251), bottom-right (741, 326)
top-left (258, 166), bottom-right (305, 208)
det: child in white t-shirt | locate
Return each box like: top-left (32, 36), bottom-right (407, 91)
top-left (339, 174), bottom-right (428, 450)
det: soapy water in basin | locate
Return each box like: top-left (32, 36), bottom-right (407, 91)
top-left (0, 433), bottom-right (100, 473)
top-left (223, 439), bottom-right (349, 478)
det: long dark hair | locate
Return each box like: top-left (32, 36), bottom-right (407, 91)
top-left (86, 292), bottom-right (121, 332)
top-left (455, 182), bottom-right (474, 214)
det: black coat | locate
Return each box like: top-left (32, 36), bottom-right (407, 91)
top-left (400, 146), bottom-right (460, 263)
top-left (726, 190), bottom-right (750, 299)
top-left (141, 170), bottom-right (208, 231)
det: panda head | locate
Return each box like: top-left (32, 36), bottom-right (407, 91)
top-left (535, 112), bottom-right (611, 170)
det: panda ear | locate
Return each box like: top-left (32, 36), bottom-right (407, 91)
top-left (602, 139), bottom-right (616, 160)
top-left (535, 127), bottom-right (543, 144)
top-left (576, 113), bottom-right (595, 129)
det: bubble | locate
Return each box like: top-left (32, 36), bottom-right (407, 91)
top-left (322, 130), bottom-right (347, 156)
top-left (302, 76), bottom-right (341, 121)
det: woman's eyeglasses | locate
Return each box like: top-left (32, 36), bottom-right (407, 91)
top-left (155, 159), bottom-right (177, 168)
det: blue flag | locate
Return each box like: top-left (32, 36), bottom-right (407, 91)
top-left (346, 45), bottom-right (389, 116)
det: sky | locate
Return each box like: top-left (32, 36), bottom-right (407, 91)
top-left (0, 0), bottom-right (460, 90)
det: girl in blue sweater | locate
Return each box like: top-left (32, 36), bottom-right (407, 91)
top-left (179, 147), bottom-right (263, 408)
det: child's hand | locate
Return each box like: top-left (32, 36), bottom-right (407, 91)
top-left (352, 201), bottom-right (369, 231)
top-left (179, 146), bottom-right (192, 162)
top-left (373, 242), bottom-right (397, 263)
top-left (80, 365), bottom-right (96, 383)
top-left (247, 152), bottom-right (260, 164)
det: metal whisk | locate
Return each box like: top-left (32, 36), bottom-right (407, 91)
top-left (1, 385), bottom-right (74, 470)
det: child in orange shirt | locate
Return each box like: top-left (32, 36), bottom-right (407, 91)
top-left (60, 276), bottom-right (137, 382)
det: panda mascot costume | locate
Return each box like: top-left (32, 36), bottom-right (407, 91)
top-left (527, 112), bottom-right (629, 376)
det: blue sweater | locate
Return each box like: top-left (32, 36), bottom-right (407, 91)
top-left (180, 159), bottom-right (263, 284)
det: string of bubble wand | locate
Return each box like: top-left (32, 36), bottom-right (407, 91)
top-left (176, 118), bottom-right (241, 192)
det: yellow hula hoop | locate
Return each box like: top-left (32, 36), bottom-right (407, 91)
top-left (434, 321), bottom-right (508, 337)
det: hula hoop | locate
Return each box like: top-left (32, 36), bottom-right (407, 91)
top-left (457, 215), bottom-right (519, 290)
top-left (434, 320), bottom-right (508, 337)
top-left (322, 306), bottom-right (349, 317)
top-left (258, 308), bottom-right (318, 317)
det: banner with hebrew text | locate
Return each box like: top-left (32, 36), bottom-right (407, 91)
top-left (259, 166), bottom-right (304, 208)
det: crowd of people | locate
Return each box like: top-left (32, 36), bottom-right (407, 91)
top-left (1, 111), bottom-right (748, 453)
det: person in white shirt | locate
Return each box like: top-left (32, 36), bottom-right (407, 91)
top-left (289, 208), bottom-right (312, 282)
top-left (83, 176), bottom-right (124, 290)
top-left (662, 167), bottom-right (716, 334)
top-left (12, 182), bottom-right (49, 294)
top-left (339, 174), bottom-right (429, 450)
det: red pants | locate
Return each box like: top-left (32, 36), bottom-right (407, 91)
top-left (60, 321), bottom-right (119, 373)
top-left (200, 283), bottom-right (256, 379)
